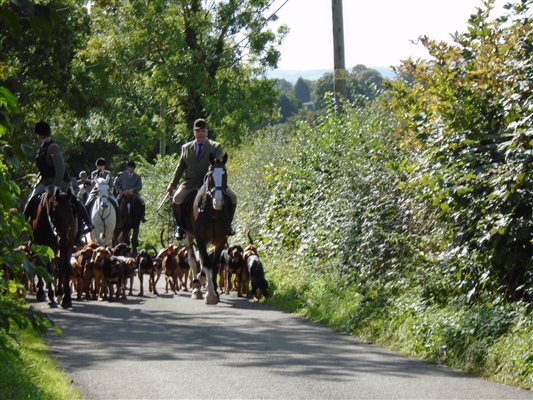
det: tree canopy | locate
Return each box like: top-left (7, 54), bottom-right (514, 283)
top-left (81, 0), bottom-right (288, 151)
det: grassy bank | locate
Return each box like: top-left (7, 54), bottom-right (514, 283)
top-left (0, 328), bottom-right (82, 400)
top-left (265, 252), bottom-right (532, 389)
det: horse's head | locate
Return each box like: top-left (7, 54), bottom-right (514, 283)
top-left (95, 177), bottom-right (110, 208)
top-left (206, 153), bottom-right (228, 211)
top-left (46, 189), bottom-right (77, 249)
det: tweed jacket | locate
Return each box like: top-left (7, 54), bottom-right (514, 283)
top-left (115, 171), bottom-right (142, 194)
top-left (171, 139), bottom-right (223, 190)
top-left (36, 139), bottom-right (66, 188)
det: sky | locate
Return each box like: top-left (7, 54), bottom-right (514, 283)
top-left (267, 0), bottom-right (510, 71)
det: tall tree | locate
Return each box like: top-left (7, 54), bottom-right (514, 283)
top-left (294, 77), bottom-right (310, 103)
top-left (0, 0), bottom-right (91, 180)
top-left (82, 0), bottom-right (288, 149)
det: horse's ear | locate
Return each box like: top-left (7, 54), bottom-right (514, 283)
top-left (209, 153), bottom-right (215, 164)
top-left (223, 153), bottom-right (228, 164)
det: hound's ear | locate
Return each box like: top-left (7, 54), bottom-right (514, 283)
top-left (222, 153), bottom-right (228, 164)
top-left (209, 153), bottom-right (215, 164)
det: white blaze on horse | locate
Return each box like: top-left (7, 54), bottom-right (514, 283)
top-left (89, 177), bottom-right (116, 246)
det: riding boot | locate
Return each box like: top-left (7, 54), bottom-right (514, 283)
top-left (228, 202), bottom-right (237, 236)
top-left (74, 198), bottom-right (94, 235)
top-left (174, 204), bottom-right (185, 240)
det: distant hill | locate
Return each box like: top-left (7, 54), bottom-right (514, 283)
top-left (266, 67), bottom-right (396, 83)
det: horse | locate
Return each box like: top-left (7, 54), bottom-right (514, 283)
top-left (174, 153), bottom-right (231, 305)
top-left (31, 188), bottom-right (78, 309)
top-left (89, 177), bottom-right (116, 247)
top-left (114, 191), bottom-right (143, 254)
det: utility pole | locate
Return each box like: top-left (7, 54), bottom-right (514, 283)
top-left (331, 0), bottom-right (347, 103)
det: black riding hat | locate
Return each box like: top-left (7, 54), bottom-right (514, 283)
top-left (127, 160), bottom-right (136, 168)
top-left (95, 158), bottom-right (106, 167)
top-left (34, 120), bottom-right (51, 137)
top-left (193, 118), bottom-right (207, 129)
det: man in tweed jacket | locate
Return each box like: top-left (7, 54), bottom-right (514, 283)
top-left (167, 118), bottom-right (237, 240)
top-left (114, 160), bottom-right (146, 222)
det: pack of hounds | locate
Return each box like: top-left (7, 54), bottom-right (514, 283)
top-left (12, 235), bottom-right (269, 303)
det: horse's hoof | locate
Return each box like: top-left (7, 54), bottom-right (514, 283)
top-left (61, 299), bottom-right (72, 309)
top-left (205, 293), bottom-right (218, 305)
top-left (49, 301), bottom-right (58, 308)
top-left (191, 289), bottom-right (203, 300)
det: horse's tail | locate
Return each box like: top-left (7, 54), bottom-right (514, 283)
top-left (247, 230), bottom-right (254, 245)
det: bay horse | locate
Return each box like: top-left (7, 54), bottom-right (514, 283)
top-left (89, 177), bottom-right (116, 246)
top-left (31, 188), bottom-right (78, 309)
top-left (174, 153), bottom-right (231, 304)
top-left (114, 191), bottom-right (143, 254)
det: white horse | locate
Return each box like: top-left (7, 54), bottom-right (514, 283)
top-left (89, 177), bottom-right (116, 246)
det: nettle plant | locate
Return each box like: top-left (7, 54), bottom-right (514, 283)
top-left (388, 0), bottom-right (532, 300)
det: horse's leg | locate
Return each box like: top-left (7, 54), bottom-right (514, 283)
top-left (213, 246), bottom-right (224, 301)
top-left (197, 241), bottom-right (217, 305)
top-left (60, 253), bottom-right (73, 309)
top-left (131, 225), bottom-right (140, 255)
top-left (138, 271), bottom-right (144, 296)
top-left (185, 235), bottom-right (202, 300)
top-left (124, 227), bottom-right (131, 247)
top-left (47, 281), bottom-right (56, 306)
top-left (36, 276), bottom-right (47, 302)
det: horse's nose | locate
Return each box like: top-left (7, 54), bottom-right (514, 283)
top-left (212, 197), bottom-right (224, 211)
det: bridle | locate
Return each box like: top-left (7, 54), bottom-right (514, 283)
top-left (207, 164), bottom-right (227, 196)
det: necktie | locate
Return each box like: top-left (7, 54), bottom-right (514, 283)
top-left (197, 143), bottom-right (203, 159)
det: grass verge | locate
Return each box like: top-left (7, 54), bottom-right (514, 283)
top-left (266, 257), bottom-right (533, 390)
top-left (0, 327), bottom-right (82, 400)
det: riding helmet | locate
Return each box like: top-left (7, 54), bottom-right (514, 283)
top-left (127, 160), bottom-right (136, 168)
top-left (95, 158), bottom-right (106, 167)
top-left (34, 120), bottom-right (51, 137)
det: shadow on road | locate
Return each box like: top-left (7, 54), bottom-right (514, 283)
top-left (43, 293), bottom-right (473, 385)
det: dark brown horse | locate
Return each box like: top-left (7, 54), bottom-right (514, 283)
top-left (114, 192), bottom-right (143, 254)
top-left (174, 153), bottom-right (231, 304)
top-left (31, 189), bottom-right (78, 308)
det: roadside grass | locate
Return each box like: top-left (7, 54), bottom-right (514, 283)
top-left (0, 328), bottom-right (82, 400)
top-left (265, 256), bottom-right (533, 390)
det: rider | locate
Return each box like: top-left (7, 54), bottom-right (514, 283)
top-left (114, 160), bottom-right (146, 223)
top-left (85, 157), bottom-right (118, 213)
top-left (23, 120), bottom-right (94, 234)
top-left (77, 170), bottom-right (91, 204)
top-left (166, 118), bottom-right (237, 240)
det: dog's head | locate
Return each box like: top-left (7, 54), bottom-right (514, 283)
top-left (228, 245), bottom-right (244, 264)
top-left (177, 247), bottom-right (189, 268)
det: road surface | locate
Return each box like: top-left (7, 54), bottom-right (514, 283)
top-left (39, 281), bottom-right (531, 400)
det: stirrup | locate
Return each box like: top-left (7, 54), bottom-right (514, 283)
top-left (228, 226), bottom-right (236, 236)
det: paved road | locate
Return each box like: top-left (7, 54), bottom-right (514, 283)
top-left (38, 280), bottom-right (531, 400)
